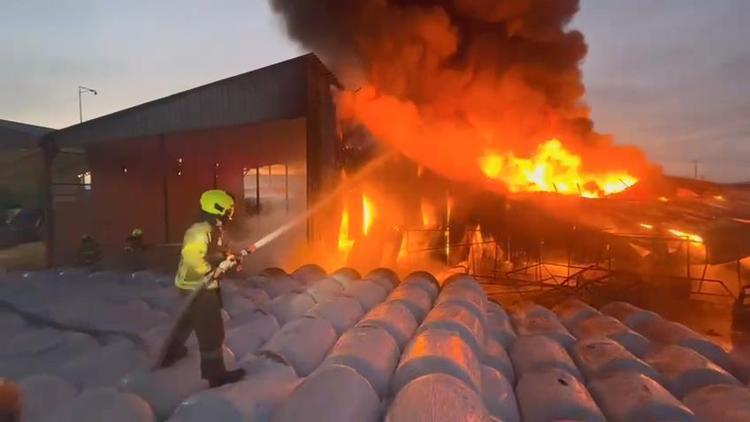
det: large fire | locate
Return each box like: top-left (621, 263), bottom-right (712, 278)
top-left (479, 139), bottom-right (638, 198)
top-left (272, 0), bottom-right (669, 277)
top-left (273, 0), bottom-right (654, 200)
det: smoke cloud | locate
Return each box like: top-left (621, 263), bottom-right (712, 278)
top-left (270, 0), bottom-right (654, 192)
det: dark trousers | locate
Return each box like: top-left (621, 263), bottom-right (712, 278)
top-left (166, 288), bottom-right (226, 380)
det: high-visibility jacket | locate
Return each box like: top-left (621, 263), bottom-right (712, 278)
top-left (175, 221), bottom-right (226, 290)
top-left (77, 238), bottom-right (101, 266)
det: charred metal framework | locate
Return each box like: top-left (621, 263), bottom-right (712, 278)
top-left (400, 225), bottom-right (742, 305)
top-left (361, 164), bottom-right (749, 305)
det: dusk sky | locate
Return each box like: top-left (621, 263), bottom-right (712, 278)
top-left (1, 1), bottom-right (748, 182)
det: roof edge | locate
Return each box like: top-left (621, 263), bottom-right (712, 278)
top-left (50, 53), bottom-right (324, 139)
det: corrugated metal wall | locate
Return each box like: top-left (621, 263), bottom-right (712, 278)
top-left (305, 57), bottom-right (340, 245)
top-left (51, 56), bottom-right (311, 147)
top-left (49, 55), bottom-right (339, 267)
top-left (55, 119), bottom-right (307, 264)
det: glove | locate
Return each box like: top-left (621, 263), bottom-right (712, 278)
top-left (217, 254), bottom-right (238, 273)
top-left (242, 244), bottom-right (257, 255)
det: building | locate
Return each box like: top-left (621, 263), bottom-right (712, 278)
top-left (0, 119), bottom-right (54, 209)
top-left (41, 54), bottom-right (340, 267)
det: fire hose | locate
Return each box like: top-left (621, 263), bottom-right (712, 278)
top-left (151, 249), bottom-right (249, 370)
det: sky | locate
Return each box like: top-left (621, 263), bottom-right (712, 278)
top-left (1, 0), bottom-right (748, 182)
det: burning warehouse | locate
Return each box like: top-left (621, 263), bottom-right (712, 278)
top-left (265, 0), bottom-right (750, 303)
top-left (24, 0), bottom-right (750, 361)
top-left (32, 0), bottom-right (750, 301)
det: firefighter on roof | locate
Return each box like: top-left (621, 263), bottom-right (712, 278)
top-left (124, 228), bottom-right (146, 271)
top-left (159, 189), bottom-right (255, 388)
top-left (76, 234), bottom-right (101, 268)
top-left (124, 228), bottom-right (145, 252)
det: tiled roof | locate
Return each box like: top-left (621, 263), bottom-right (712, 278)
top-left (0, 266), bottom-right (748, 421)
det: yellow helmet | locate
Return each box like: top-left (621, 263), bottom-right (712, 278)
top-left (200, 190), bottom-right (235, 216)
top-left (131, 228), bottom-right (144, 237)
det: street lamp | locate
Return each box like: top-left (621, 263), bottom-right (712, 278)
top-left (78, 86), bottom-right (98, 123)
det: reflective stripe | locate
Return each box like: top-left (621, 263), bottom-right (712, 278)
top-left (202, 348), bottom-right (224, 360)
top-left (175, 278), bottom-right (203, 290)
top-left (175, 277), bottom-right (219, 290)
top-left (175, 221), bottom-right (226, 290)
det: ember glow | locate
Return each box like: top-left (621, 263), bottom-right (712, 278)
top-left (668, 229), bottom-right (704, 244)
top-left (480, 139), bottom-right (638, 198)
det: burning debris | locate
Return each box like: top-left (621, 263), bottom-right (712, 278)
top-left (271, 0), bottom-right (653, 197)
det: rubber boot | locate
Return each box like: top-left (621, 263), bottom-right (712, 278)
top-left (208, 368), bottom-right (246, 388)
top-left (160, 344), bottom-right (188, 368)
top-left (202, 354), bottom-right (247, 388)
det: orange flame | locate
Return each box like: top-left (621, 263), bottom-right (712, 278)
top-left (338, 193), bottom-right (377, 255)
top-left (397, 234), bottom-right (409, 264)
top-left (363, 194), bottom-right (375, 235)
top-left (480, 139), bottom-right (638, 198)
top-left (421, 199), bottom-right (437, 229)
top-left (338, 205), bottom-right (354, 254)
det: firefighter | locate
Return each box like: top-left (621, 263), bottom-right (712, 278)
top-left (124, 228), bottom-right (145, 252)
top-left (159, 189), bottom-right (255, 387)
top-left (76, 234), bottom-right (101, 268)
top-left (123, 228), bottom-right (147, 271)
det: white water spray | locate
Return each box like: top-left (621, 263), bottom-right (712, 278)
top-left (251, 152), bottom-right (394, 249)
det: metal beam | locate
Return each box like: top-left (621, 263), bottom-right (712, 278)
top-left (40, 139), bottom-right (57, 268)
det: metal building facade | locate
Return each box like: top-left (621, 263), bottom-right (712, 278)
top-left (42, 54), bottom-right (339, 267)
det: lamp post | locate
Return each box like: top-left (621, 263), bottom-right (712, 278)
top-left (78, 86), bottom-right (98, 123)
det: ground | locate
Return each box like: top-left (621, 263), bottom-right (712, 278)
top-left (0, 241), bottom-right (44, 271)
